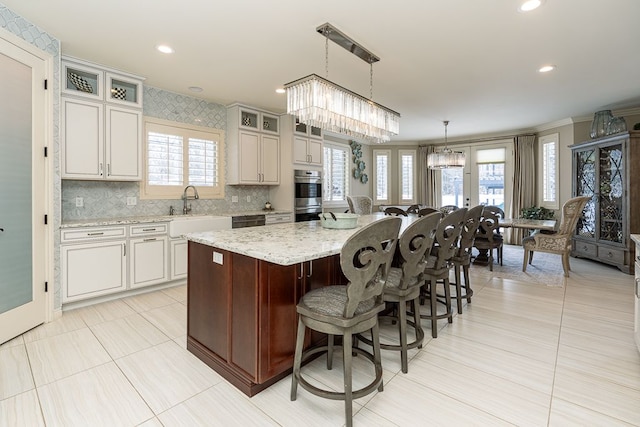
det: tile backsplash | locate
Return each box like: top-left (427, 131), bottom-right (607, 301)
top-left (61, 86), bottom-right (270, 221)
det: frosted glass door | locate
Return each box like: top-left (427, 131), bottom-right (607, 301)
top-left (0, 37), bottom-right (47, 345)
top-left (0, 52), bottom-right (33, 315)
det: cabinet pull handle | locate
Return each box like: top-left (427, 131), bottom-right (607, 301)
top-left (144, 238), bottom-right (157, 242)
top-left (306, 260), bottom-right (312, 278)
top-left (99, 163), bottom-right (103, 176)
top-left (297, 263), bottom-right (304, 280)
top-left (123, 243), bottom-right (126, 256)
top-left (87, 232), bottom-right (104, 236)
top-left (107, 163), bottom-right (111, 176)
top-left (142, 228), bottom-right (156, 232)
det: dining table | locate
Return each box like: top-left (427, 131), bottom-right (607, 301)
top-left (473, 217), bottom-right (557, 265)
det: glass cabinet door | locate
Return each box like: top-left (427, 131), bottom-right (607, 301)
top-left (599, 143), bottom-right (624, 244)
top-left (575, 148), bottom-right (596, 239)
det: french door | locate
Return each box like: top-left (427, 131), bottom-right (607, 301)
top-left (437, 141), bottom-right (513, 214)
top-left (0, 32), bottom-right (49, 345)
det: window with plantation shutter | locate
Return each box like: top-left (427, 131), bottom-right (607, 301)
top-left (323, 142), bottom-right (349, 204)
top-left (141, 117), bottom-right (224, 199)
top-left (399, 149), bottom-right (416, 203)
top-left (539, 133), bottom-right (559, 209)
top-left (373, 149), bottom-right (390, 204)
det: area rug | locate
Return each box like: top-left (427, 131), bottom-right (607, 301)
top-left (474, 243), bottom-right (566, 286)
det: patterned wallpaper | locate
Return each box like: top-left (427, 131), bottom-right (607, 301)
top-left (61, 86), bottom-right (271, 220)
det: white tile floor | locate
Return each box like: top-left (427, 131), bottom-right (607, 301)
top-left (2, 245), bottom-right (640, 426)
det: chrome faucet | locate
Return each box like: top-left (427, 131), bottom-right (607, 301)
top-left (182, 185), bottom-right (199, 214)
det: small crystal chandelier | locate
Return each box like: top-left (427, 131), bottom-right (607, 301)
top-left (284, 23), bottom-right (400, 143)
top-left (427, 121), bottom-right (466, 169)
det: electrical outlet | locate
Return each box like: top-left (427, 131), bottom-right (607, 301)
top-left (75, 197), bottom-right (83, 207)
top-left (232, 196), bottom-right (238, 203)
top-left (246, 196), bottom-right (251, 203)
top-left (213, 251), bottom-right (223, 265)
top-left (126, 196), bottom-right (137, 206)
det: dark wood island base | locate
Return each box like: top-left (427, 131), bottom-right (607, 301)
top-left (187, 241), bottom-right (345, 396)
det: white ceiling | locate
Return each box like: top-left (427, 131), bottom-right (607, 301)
top-left (4, 0), bottom-right (640, 142)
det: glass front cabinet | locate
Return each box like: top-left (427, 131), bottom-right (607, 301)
top-left (571, 131), bottom-right (640, 274)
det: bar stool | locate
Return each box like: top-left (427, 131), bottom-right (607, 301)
top-left (473, 206), bottom-right (504, 271)
top-left (359, 212), bottom-right (441, 373)
top-left (420, 208), bottom-right (466, 338)
top-left (290, 217), bottom-right (401, 427)
top-left (450, 205), bottom-right (484, 314)
top-left (384, 206), bottom-right (408, 216)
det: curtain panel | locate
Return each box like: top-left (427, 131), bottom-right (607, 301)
top-left (418, 146), bottom-right (437, 207)
top-left (507, 134), bottom-right (536, 245)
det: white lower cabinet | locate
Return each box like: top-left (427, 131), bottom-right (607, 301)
top-left (61, 222), bottom-right (175, 305)
top-left (61, 240), bottom-right (127, 303)
top-left (170, 238), bottom-right (188, 280)
top-left (129, 236), bottom-right (168, 288)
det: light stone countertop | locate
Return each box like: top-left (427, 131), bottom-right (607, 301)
top-left (60, 210), bottom-right (292, 229)
top-left (186, 213), bottom-right (415, 266)
top-left (631, 234), bottom-right (640, 246)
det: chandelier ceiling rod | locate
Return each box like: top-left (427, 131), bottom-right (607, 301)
top-left (316, 23), bottom-right (379, 64)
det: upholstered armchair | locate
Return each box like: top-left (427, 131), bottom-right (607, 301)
top-left (346, 196), bottom-right (373, 214)
top-left (522, 196), bottom-right (590, 277)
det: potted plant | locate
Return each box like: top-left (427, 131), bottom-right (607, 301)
top-left (521, 205), bottom-right (555, 220)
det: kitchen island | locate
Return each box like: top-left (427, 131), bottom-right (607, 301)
top-left (185, 213), bottom-right (409, 396)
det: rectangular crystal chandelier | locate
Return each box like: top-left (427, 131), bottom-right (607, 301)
top-left (284, 23), bottom-right (400, 143)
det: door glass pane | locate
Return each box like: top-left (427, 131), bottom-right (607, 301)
top-left (599, 144), bottom-right (623, 243)
top-left (478, 162), bottom-right (505, 210)
top-left (575, 149), bottom-right (596, 238)
top-left (441, 168), bottom-right (464, 208)
top-left (0, 53), bottom-right (33, 314)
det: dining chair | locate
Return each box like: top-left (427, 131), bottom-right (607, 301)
top-left (406, 204), bottom-right (421, 214)
top-left (420, 208), bottom-right (467, 338)
top-left (418, 207), bottom-right (440, 217)
top-left (384, 206), bottom-right (408, 217)
top-left (439, 205), bottom-right (460, 215)
top-left (473, 205), bottom-right (504, 271)
top-left (358, 212), bottom-right (440, 373)
top-left (449, 205), bottom-right (484, 313)
top-left (290, 216), bottom-right (401, 427)
top-left (346, 195), bottom-right (373, 215)
top-left (522, 195), bottom-right (590, 277)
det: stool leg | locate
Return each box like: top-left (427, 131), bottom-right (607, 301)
top-left (463, 264), bottom-right (472, 304)
top-left (444, 278), bottom-right (453, 324)
top-left (430, 280), bottom-right (438, 338)
top-left (371, 321), bottom-right (384, 392)
top-left (343, 332), bottom-right (353, 427)
top-left (398, 300), bottom-right (408, 373)
top-left (454, 264), bottom-right (463, 314)
top-left (412, 298), bottom-right (424, 349)
top-left (327, 334), bottom-right (334, 370)
top-left (291, 317), bottom-right (306, 400)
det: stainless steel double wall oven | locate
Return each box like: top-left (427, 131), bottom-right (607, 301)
top-left (294, 169), bottom-right (322, 222)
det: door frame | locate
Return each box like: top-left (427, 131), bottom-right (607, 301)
top-left (0, 28), bottom-right (55, 329)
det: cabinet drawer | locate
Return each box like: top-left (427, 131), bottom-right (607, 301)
top-left (61, 226), bottom-right (126, 243)
top-left (265, 213), bottom-right (293, 225)
top-left (130, 223), bottom-right (167, 236)
top-left (597, 246), bottom-right (625, 265)
top-left (573, 240), bottom-right (597, 257)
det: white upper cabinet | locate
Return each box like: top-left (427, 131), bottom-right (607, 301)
top-left (61, 56), bottom-right (144, 181)
top-left (227, 104), bottom-right (280, 185)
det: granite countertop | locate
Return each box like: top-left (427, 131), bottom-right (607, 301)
top-left (631, 234), bottom-right (640, 245)
top-left (60, 210), bottom-right (292, 229)
top-left (186, 213), bottom-right (414, 266)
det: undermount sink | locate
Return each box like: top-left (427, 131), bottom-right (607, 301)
top-left (168, 215), bottom-right (232, 238)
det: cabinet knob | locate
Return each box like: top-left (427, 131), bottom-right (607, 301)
top-left (583, 245), bottom-right (588, 251)
top-left (607, 252), bottom-right (613, 258)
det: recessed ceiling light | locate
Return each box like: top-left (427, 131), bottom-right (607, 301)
top-left (156, 44), bottom-right (174, 54)
top-left (275, 88), bottom-right (285, 94)
top-left (538, 64), bottom-right (556, 73)
top-left (518, 0), bottom-right (544, 12)
top-left (188, 86), bottom-right (203, 93)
